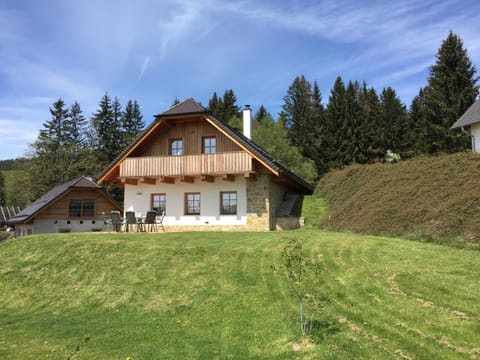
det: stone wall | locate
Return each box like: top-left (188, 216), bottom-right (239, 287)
top-left (246, 174), bottom-right (270, 230)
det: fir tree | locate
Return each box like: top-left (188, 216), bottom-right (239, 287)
top-left (254, 105), bottom-right (269, 123)
top-left (30, 99), bottom-right (74, 198)
top-left (358, 83), bottom-right (383, 162)
top-left (380, 87), bottom-right (410, 155)
top-left (281, 75), bottom-right (313, 152)
top-left (122, 100), bottom-right (145, 146)
top-left (324, 76), bottom-right (346, 168)
top-left (422, 31), bottom-right (479, 153)
top-left (67, 101), bottom-right (87, 150)
top-left (92, 93), bottom-right (120, 164)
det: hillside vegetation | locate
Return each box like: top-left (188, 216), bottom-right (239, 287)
top-left (315, 152), bottom-right (480, 247)
top-left (1, 231), bottom-right (479, 359)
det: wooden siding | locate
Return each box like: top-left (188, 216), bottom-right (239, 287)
top-left (37, 189), bottom-right (120, 220)
top-left (133, 117), bottom-right (241, 157)
top-left (120, 152), bottom-right (253, 178)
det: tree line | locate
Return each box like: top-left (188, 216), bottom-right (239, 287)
top-left (2, 94), bottom-right (144, 205)
top-left (0, 31), bottom-right (477, 206)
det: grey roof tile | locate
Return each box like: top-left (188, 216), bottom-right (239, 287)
top-left (160, 98), bottom-right (207, 116)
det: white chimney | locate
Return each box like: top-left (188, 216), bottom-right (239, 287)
top-left (243, 105), bottom-right (252, 139)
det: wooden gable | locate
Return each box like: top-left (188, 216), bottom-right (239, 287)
top-left (131, 116), bottom-right (241, 157)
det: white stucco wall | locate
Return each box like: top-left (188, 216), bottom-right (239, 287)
top-left (470, 123), bottom-right (480, 153)
top-left (124, 176), bottom-right (247, 226)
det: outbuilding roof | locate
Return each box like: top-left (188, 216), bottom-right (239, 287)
top-left (8, 177), bottom-right (119, 224)
top-left (451, 99), bottom-right (480, 129)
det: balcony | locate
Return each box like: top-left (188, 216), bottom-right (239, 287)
top-left (119, 152), bottom-right (253, 178)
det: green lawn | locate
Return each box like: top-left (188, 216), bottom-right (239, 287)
top-left (1, 228), bottom-right (479, 359)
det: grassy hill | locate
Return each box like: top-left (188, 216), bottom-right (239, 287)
top-left (1, 229), bottom-right (479, 359)
top-left (315, 152), bottom-right (480, 247)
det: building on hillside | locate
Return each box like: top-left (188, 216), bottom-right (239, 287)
top-left (98, 98), bottom-right (313, 231)
top-left (451, 99), bottom-right (480, 152)
top-left (8, 177), bottom-right (122, 237)
top-left (0, 206), bottom-right (21, 229)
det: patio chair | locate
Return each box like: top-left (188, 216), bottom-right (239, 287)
top-left (157, 210), bottom-right (166, 232)
top-left (110, 211), bottom-right (122, 232)
top-left (125, 211), bottom-right (137, 232)
top-left (145, 210), bottom-right (165, 231)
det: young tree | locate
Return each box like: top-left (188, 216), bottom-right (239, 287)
top-left (252, 114), bottom-right (317, 184)
top-left (422, 31), bottom-right (479, 153)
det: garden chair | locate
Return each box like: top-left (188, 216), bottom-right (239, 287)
top-left (144, 210), bottom-right (158, 232)
top-left (125, 211), bottom-right (137, 232)
top-left (110, 211), bottom-right (122, 232)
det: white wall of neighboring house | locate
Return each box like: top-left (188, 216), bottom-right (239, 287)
top-left (124, 175), bottom-right (247, 226)
top-left (470, 123), bottom-right (480, 153)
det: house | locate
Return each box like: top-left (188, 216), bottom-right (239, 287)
top-left (98, 98), bottom-right (313, 231)
top-left (451, 99), bottom-right (480, 152)
top-left (8, 177), bottom-right (122, 237)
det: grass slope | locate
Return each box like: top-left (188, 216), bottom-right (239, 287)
top-left (1, 229), bottom-right (479, 359)
top-left (315, 152), bottom-right (480, 247)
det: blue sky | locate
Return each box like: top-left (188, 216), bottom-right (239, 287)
top-left (1, 0), bottom-right (479, 160)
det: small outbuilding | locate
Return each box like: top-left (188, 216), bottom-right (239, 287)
top-left (451, 99), bottom-right (480, 152)
top-left (8, 177), bottom-right (122, 237)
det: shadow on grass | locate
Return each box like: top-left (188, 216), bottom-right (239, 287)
top-left (308, 317), bottom-right (341, 341)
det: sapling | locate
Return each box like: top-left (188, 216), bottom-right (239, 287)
top-left (283, 234), bottom-right (318, 338)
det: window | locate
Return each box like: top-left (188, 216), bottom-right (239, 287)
top-left (220, 191), bottom-right (237, 215)
top-left (69, 199), bottom-right (95, 218)
top-left (185, 193), bottom-right (200, 215)
top-left (202, 136), bottom-right (216, 154)
top-left (170, 139), bottom-right (183, 156)
top-left (151, 193), bottom-right (166, 214)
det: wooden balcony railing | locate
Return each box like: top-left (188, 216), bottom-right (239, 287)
top-left (120, 152), bottom-right (253, 178)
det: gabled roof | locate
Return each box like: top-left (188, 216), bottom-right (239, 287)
top-left (159, 98), bottom-right (208, 116)
top-left (97, 98), bottom-right (313, 193)
top-left (8, 177), bottom-right (120, 224)
top-left (451, 99), bottom-right (480, 129)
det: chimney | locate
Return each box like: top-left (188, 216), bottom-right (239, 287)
top-left (242, 105), bottom-right (252, 139)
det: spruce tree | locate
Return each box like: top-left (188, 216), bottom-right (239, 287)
top-left (30, 99), bottom-right (73, 198)
top-left (422, 31), bottom-right (479, 153)
top-left (67, 101), bottom-right (87, 150)
top-left (380, 87), bottom-right (410, 156)
top-left (358, 83), bottom-right (383, 162)
top-left (122, 99), bottom-right (145, 146)
top-left (324, 76), bottom-right (346, 168)
top-left (281, 75), bottom-right (313, 152)
top-left (92, 93), bottom-right (120, 164)
top-left (254, 105), bottom-right (269, 123)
